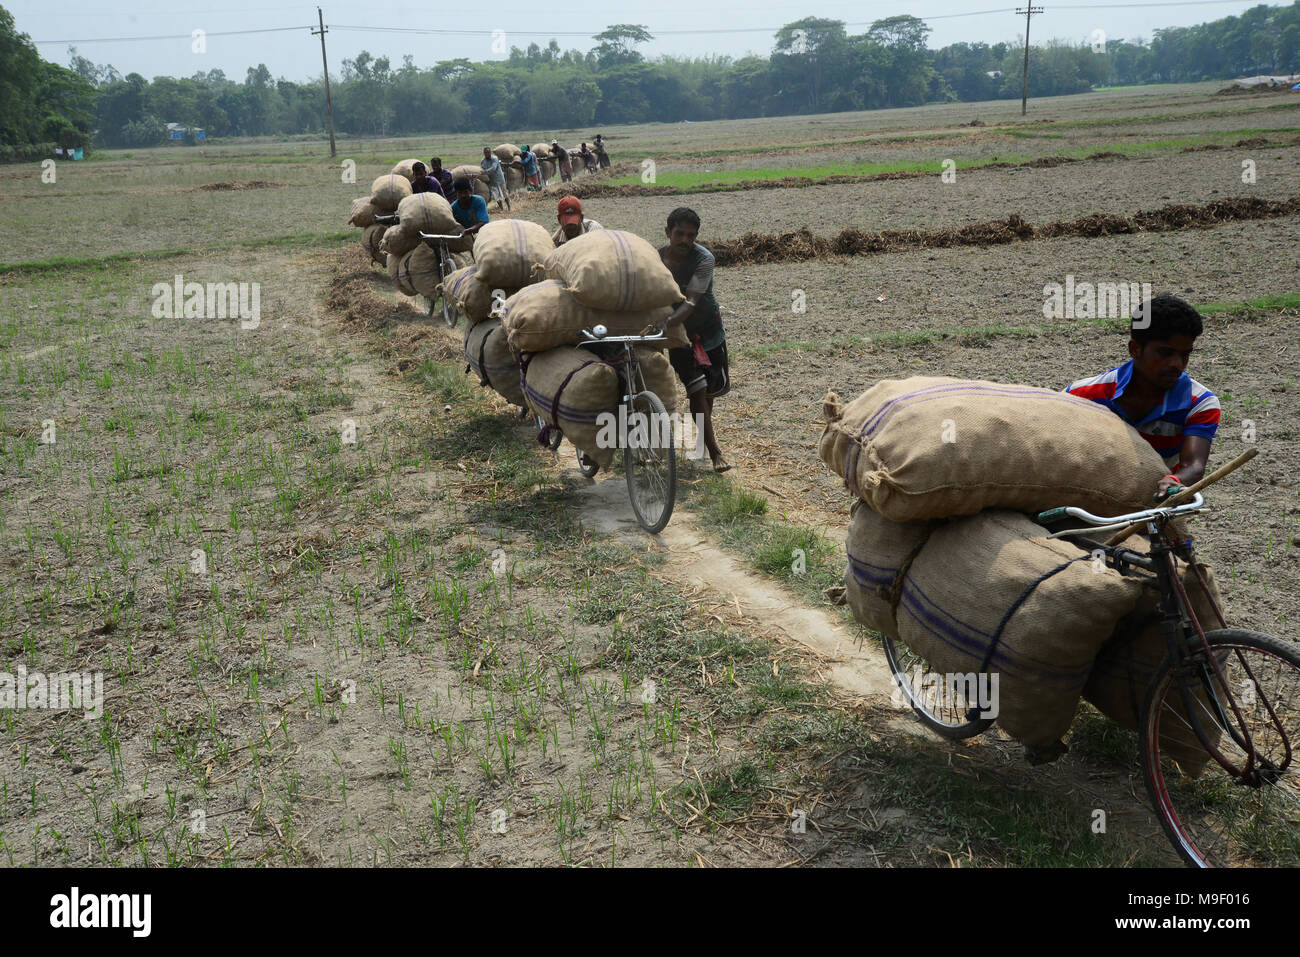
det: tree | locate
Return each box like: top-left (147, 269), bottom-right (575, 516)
top-left (593, 25), bottom-right (653, 65)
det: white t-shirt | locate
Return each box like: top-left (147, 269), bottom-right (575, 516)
top-left (552, 219), bottom-right (603, 245)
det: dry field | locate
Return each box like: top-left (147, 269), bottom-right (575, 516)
top-left (1, 82), bottom-right (1298, 868)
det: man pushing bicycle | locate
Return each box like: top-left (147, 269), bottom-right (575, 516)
top-left (1066, 295), bottom-right (1221, 501)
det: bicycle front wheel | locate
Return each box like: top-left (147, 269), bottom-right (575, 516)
top-left (624, 391), bottom-right (675, 534)
top-left (881, 634), bottom-right (995, 740)
top-left (1140, 628), bottom-right (1300, 867)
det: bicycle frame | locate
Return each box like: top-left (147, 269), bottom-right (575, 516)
top-left (1047, 496), bottom-right (1289, 784)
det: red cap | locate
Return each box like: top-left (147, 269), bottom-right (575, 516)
top-left (558, 195), bottom-right (583, 226)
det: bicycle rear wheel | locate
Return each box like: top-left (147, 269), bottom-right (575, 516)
top-left (1140, 628), bottom-right (1300, 867)
top-left (438, 249), bottom-right (459, 328)
top-left (624, 391), bottom-right (675, 534)
top-left (881, 634), bottom-right (996, 740)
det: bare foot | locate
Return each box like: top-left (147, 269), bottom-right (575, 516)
top-left (711, 455), bottom-right (732, 473)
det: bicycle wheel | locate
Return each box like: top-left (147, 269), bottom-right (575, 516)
top-left (1140, 629), bottom-right (1300, 867)
top-left (881, 634), bottom-right (996, 740)
top-left (624, 391), bottom-right (675, 534)
top-left (438, 249), bottom-right (459, 328)
top-left (577, 451), bottom-right (600, 478)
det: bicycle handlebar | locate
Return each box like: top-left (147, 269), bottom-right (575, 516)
top-left (579, 326), bottom-right (668, 344)
top-left (1039, 493), bottom-right (1205, 539)
top-left (418, 232), bottom-right (466, 241)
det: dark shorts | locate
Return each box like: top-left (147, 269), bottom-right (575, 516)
top-left (669, 340), bottom-right (730, 398)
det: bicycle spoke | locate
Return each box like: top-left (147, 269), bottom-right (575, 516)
top-left (1143, 630), bottom-right (1300, 866)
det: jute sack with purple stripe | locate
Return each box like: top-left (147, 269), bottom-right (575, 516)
top-left (393, 250), bottom-right (417, 297)
top-left (1084, 544), bottom-right (1226, 775)
top-left (521, 347), bottom-right (619, 468)
top-left (541, 230), bottom-right (685, 312)
top-left (473, 219), bottom-right (553, 288)
top-left (463, 319), bottom-right (525, 407)
top-left (396, 192), bottom-right (459, 238)
top-left (896, 510), bottom-right (1146, 749)
top-left (382, 224), bottom-right (420, 258)
top-left (844, 499), bottom-right (938, 639)
top-left (362, 224), bottom-right (387, 266)
top-left (499, 280), bottom-right (688, 353)
top-left (370, 173), bottom-right (412, 213)
top-left (442, 266), bottom-right (515, 324)
top-left (820, 377), bottom-right (1168, 522)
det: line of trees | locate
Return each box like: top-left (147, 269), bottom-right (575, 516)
top-left (2, 3), bottom-right (1297, 156)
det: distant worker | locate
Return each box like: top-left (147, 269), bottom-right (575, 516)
top-left (409, 161), bottom-right (447, 199)
top-left (593, 134), bottom-right (610, 169)
top-left (552, 140), bottom-right (573, 182)
top-left (518, 145), bottom-right (542, 191)
top-left (578, 143), bottom-right (597, 175)
top-left (480, 147), bottom-right (511, 212)
top-left (552, 196), bottom-right (603, 246)
top-left (428, 157), bottom-right (455, 199)
top-left (657, 207), bottom-right (730, 473)
top-left (449, 178), bottom-right (491, 238)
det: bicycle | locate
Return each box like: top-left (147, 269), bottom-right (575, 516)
top-left (883, 453), bottom-right (1300, 867)
top-left (417, 231), bottom-right (467, 328)
top-left (534, 324), bottom-right (677, 534)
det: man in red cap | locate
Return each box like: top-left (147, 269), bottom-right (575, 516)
top-left (552, 196), bottom-right (603, 246)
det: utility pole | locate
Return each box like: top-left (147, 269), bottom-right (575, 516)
top-left (1016, 6), bottom-right (1044, 116)
top-left (312, 7), bottom-right (337, 157)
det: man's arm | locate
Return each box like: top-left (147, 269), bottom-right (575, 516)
top-left (1161, 435), bottom-right (1211, 492)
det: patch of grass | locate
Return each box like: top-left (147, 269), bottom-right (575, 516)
top-left (861, 734), bottom-right (1162, 866)
top-left (1197, 293), bottom-right (1300, 315)
top-left (685, 474), bottom-right (840, 603)
top-left (677, 759), bottom-right (767, 821)
top-left (0, 232), bottom-right (354, 275)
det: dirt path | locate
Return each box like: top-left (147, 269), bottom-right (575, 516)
top-left (575, 478), bottom-right (895, 703)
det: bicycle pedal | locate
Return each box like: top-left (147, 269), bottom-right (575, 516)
top-left (1024, 740), bottom-right (1068, 766)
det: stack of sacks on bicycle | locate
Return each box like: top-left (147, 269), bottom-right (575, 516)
top-left (454, 219), bottom-right (551, 408)
top-left (1083, 535), bottom-right (1226, 776)
top-left (822, 377), bottom-right (1214, 753)
top-left (490, 230), bottom-right (686, 467)
top-left (346, 197), bottom-right (387, 267)
top-left (378, 193), bottom-right (465, 299)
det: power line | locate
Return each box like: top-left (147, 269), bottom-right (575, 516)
top-left (32, 0), bottom-right (1266, 45)
top-left (33, 25), bottom-right (312, 44)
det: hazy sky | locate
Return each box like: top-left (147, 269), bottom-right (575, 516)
top-left (14, 0), bottom-right (1275, 81)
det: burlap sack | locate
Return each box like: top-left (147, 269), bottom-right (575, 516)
top-left (382, 224), bottom-right (420, 258)
top-left (443, 266), bottom-right (513, 324)
top-left (493, 144), bottom-right (521, 163)
top-left (473, 219), bottom-right (554, 288)
top-left (543, 230), bottom-right (686, 312)
top-left (450, 165), bottom-right (490, 199)
top-left (522, 347), bottom-right (620, 467)
top-left (370, 174), bottom-right (412, 213)
top-left (362, 223), bottom-right (387, 265)
top-left (896, 510), bottom-right (1146, 749)
top-left (820, 378), bottom-right (1169, 522)
top-left (635, 347), bottom-right (677, 413)
top-left (386, 253), bottom-right (401, 285)
top-left (348, 197), bottom-right (377, 228)
top-left (463, 319), bottom-right (525, 407)
top-left (396, 192), bottom-right (459, 238)
top-left (402, 244), bottom-right (439, 299)
top-left (394, 250), bottom-right (418, 297)
top-left (392, 158), bottom-right (422, 181)
top-left (844, 500), bottom-right (939, 639)
top-left (499, 280), bottom-right (686, 353)
top-left (1084, 546), bottom-right (1226, 775)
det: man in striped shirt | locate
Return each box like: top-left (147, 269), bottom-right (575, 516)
top-left (1066, 295), bottom-right (1220, 498)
